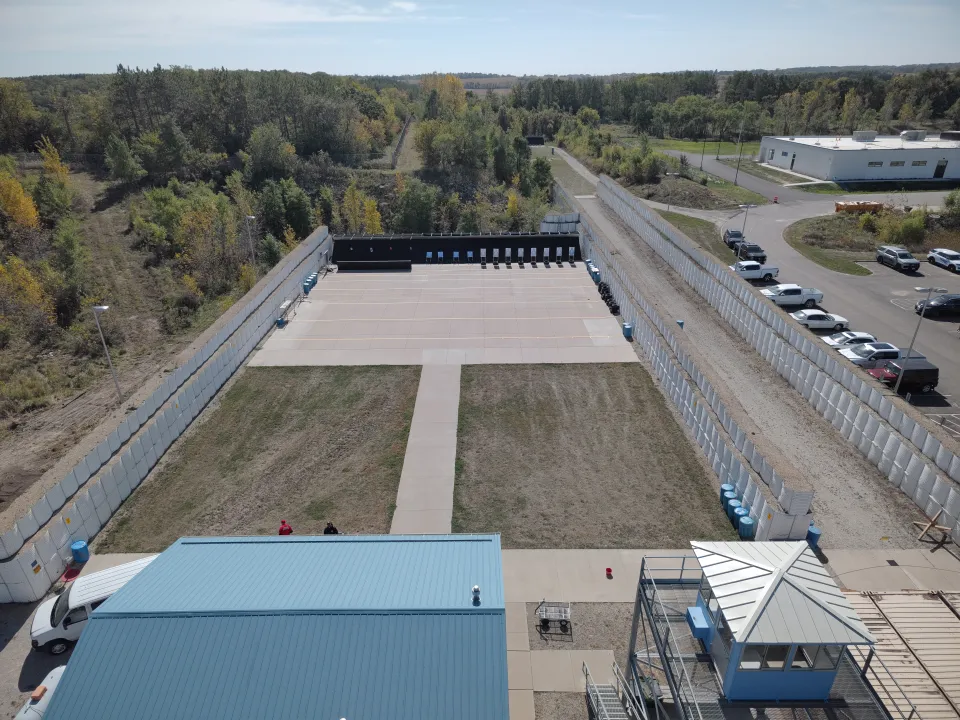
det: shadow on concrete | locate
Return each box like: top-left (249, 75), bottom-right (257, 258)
top-left (18, 645), bottom-right (71, 692)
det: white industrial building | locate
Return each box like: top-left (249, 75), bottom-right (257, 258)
top-left (758, 131), bottom-right (960, 183)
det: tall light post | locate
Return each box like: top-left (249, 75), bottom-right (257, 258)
top-left (894, 286), bottom-right (947, 394)
top-left (740, 204), bottom-right (757, 234)
top-left (245, 215), bottom-right (257, 271)
top-left (92, 305), bottom-right (122, 406)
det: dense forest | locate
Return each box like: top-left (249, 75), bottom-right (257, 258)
top-left (0, 67), bottom-right (556, 418)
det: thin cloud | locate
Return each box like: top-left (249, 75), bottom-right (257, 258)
top-left (389, 1), bottom-right (419, 11)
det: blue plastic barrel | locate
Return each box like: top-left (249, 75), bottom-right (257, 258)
top-left (622, 323), bottom-right (633, 341)
top-left (722, 491), bottom-right (738, 513)
top-left (806, 525), bottom-right (822, 549)
top-left (733, 507), bottom-right (749, 526)
top-left (738, 517), bottom-right (755, 539)
top-left (302, 281), bottom-right (311, 295)
top-left (70, 540), bottom-right (89, 564)
top-left (720, 483), bottom-right (735, 501)
top-left (727, 499), bottom-right (742, 521)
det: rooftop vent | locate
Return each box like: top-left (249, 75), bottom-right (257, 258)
top-left (472, 585), bottom-right (481, 605)
top-left (900, 130), bottom-right (923, 141)
top-left (852, 130), bottom-right (876, 142)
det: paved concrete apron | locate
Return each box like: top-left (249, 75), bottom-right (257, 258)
top-left (390, 364), bottom-right (462, 534)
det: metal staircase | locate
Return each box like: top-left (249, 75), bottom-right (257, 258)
top-left (584, 661), bottom-right (646, 720)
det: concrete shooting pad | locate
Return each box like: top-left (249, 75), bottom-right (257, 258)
top-left (249, 265), bottom-right (638, 366)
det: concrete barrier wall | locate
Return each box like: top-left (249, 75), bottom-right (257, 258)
top-left (562, 184), bottom-right (810, 542)
top-left (595, 176), bottom-right (960, 545)
top-left (0, 230), bottom-right (331, 602)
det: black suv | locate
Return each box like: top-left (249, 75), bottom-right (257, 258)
top-left (723, 229), bottom-right (744, 248)
top-left (915, 293), bottom-right (960, 318)
top-left (876, 245), bottom-right (920, 272)
top-left (735, 243), bottom-right (767, 264)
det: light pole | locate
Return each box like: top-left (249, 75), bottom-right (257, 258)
top-left (894, 286), bottom-right (947, 394)
top-left (245, 215), bottom-right (257, 271)
top-left (740, 204), bottom-right (757, 234)
top-left (92, 305), bottom-right (122, 406)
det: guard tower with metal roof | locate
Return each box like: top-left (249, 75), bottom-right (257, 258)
top-left (687, 541), bottom-right (875, 701)
top-left (617, 542), bottom-right (916, 720)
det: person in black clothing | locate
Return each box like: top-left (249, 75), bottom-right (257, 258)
top-left (323, 522), bottom-right (339, 535)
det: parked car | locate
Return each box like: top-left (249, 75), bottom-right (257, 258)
top-left (824, 331), bottom-right (878, 348)
top-left (723, 228), bottom-right (744, 247)
top-left (876, 245), bottom-right (921, 272)
top-left (868, 358), bottom-right (939, 395)
top-left (760, 284), bottom-right (823, 308)
top-left (30, 555), bottom-right (157, 655)
top-left (14, 666), bottom-right (65, 720)
top-left (928, 248), bottom-right (960, 273)
top-left (729, 261), bottom-right (779, 282)
top-left (734, 243), bottom-right (767, 263)
top-left (790, 309), bottom-right (849, 331)
top-left (838, 342), bottom-right (924, 368)
top-left (915, 293), bottom-right (960, 318)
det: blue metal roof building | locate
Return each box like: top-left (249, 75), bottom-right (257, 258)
top-left (44, 534), bottom-right (508, 720)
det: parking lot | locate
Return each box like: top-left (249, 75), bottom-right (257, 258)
top-left (724, 206), bottom-right (960, 440)
top-left (250, 265), bottom-right (638, 366)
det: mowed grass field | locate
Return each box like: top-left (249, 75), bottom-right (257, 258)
top-left (452, 364), bottom-right (736, 548)
top-left (96, 366), bottom-right (420, 552)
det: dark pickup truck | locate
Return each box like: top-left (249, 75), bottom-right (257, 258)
top-left (734, 243), bottom-right (767, 264)
top-left (867, 358), bottom-right (939, 395)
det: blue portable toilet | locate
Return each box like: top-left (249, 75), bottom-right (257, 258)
top-left (688, 541), bottom-right (876, 702)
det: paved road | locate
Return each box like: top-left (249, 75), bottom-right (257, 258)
top-left (719, 201), bottom-right (960, 438)
top-left (554, 146), bottom-right (960, 438)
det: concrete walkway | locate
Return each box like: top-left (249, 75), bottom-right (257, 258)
top-left (390, 364), bottom-right (462, 534)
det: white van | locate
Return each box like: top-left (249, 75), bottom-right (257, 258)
top-left (30, 555), bottom-right (157, 655)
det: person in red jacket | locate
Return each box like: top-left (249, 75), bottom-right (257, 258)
top-left (278, 520), bottom-right (293, 535)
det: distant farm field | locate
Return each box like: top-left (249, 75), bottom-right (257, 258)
top-left (95, 366), bottom-right (420, 552)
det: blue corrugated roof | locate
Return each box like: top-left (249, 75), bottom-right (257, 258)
top-left (44, 534), bottom-right (508, 720)
top-left (102, 534), bottom-right (504, 614)
top-left (44, 613), bottom-right (508, 720)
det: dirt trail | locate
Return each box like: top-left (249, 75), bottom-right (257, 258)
top-left (573, 191), bottom-right (925, 549)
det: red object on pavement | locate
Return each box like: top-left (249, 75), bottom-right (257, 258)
top-left (774, 196), bottom-right (779, 204)
top-left (278, 520), bottom-right (293, 536)
top-left (605, 567), bottom-right (613, 579)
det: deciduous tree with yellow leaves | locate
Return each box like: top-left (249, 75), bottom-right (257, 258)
top-left (0, 173), bottom-right (39, 228)
top-left (363, 199), bottom-right (383, 234)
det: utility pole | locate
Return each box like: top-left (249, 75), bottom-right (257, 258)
top-left (895, 286), bottom-right (946, 394)
top-left (733, 116), bottom-right (746, 186)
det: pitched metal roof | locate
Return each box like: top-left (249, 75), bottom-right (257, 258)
top-left (692, 541), bottom-right (875, 646)
top-left (44, 613), bottom-right (508, 720)
top-left (70, 555), bottom-right (157, 608)
top-left (102, 534), bottom-right (504, 614)
top-left (44, 534), bottom-right (508, 720)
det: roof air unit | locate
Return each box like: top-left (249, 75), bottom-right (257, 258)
top-left (852, 130), bottom-right (876, 142)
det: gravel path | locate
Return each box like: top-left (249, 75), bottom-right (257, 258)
top-left (527, 602), bottom-right (634, 669)
top-left (574, 194), bottom-right (926, 549)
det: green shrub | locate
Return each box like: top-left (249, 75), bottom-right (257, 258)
top-left (858, 213), bottom-right (877, 233)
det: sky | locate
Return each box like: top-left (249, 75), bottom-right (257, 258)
top-left (1, 0), bottom-right (958, 78)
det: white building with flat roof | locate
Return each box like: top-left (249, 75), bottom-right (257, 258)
top-left (758, 131), bottom-right (960, 183)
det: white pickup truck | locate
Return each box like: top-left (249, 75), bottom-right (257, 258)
top-left (729, 261), bottom-right (779, 282)
top-left (760, 284), bottom-right (824, 308)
